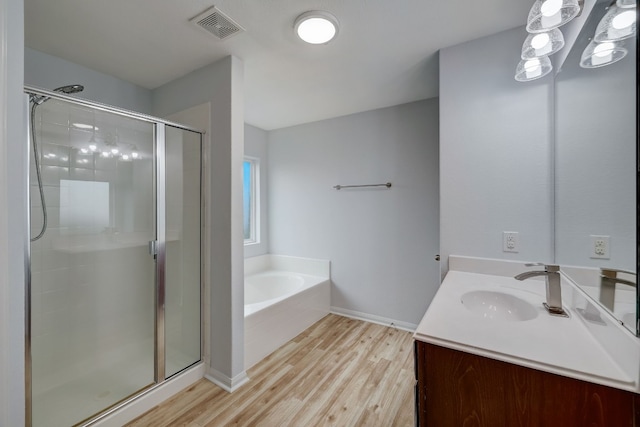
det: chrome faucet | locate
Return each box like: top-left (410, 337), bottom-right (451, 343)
top-left (515, 263), bottom-right (568, 317)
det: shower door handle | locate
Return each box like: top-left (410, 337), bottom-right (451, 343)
top-left (148, 240), bottom-right (158, 259)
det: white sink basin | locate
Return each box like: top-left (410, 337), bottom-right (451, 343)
top-left (461, 290), bottom-right (538, 322)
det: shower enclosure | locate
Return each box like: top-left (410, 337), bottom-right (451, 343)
top-left (25, 86), bottom-right (203, 426)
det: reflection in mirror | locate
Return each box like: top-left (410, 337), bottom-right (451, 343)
top-left (60, 180), bottom-right (110, 231)
top-left (554, 0), bottom-right (637, 335)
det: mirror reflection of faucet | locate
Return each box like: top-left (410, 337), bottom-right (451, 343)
top-left (575, 302), bottom-right (607, 326)
top-left (599, 268), bottom-right (637, 312)
top-left (515, 263), bottom-right (569, 318)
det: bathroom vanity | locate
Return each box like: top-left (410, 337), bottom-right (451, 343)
top-left (414, 0), bottom-right (638, 423)
top-left (414, 343), bottom-right (639, 426)
top-left (413, 256), bottom-right (640, 426)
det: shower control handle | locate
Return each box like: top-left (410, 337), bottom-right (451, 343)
top-left (148, 240), bottom-right (158, 259)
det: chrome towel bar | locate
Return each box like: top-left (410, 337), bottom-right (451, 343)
top-left (333, 182), bottom-right (392, 190)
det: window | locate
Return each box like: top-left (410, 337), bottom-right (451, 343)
top-left (243, 157), bottom-right (259, 244)
top-left (60, 180), bottom-right (110, 232)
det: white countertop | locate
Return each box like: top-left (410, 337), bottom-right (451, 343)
top-left (414, 257), bottom-right (640, 393)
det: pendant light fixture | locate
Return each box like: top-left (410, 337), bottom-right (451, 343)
top-left (515, 56), bottom-right (553, 81)
top-left (517, 0), bottom-right (582, 82)
top-left (594, 5), bottom-right (637, 42)
top-left (526, 0), bottom-right (581, 32)
top-left (579, 40), bottom-right (628, 68)
top-left (521, 28), bottom-right (565, 59)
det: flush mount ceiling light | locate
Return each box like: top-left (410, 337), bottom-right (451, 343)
top-left (580, 40), bottom-right (628, 68)
top-left (515, 56), bottom-right (553, 81)
top-left (527, 0), bottom-right (581, 32)
top-left (594, 5), bottom-right (637, 42)
top-left (521, 28), bottom-right (565, 59)
top-left (294, 11), bottom-right (339, 44)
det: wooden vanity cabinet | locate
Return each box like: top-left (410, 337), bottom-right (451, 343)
top-left (414, 341), bottom-right (640, 427)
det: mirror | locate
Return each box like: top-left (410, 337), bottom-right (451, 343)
top-left (554, 0), bottom-right (637, 335)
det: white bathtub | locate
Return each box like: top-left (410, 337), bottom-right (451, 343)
top-left (244, 255), bottom-right (330, 369)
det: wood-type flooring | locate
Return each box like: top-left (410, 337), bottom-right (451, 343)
top-left (127, 314), bottom-right (415, 427)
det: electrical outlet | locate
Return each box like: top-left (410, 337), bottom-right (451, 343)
top-left (590, 235), bottom-right (610, 259)
top-left (503, 231), bottom-right (519, 253)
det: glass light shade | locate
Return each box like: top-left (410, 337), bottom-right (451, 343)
top-left (594, 5), bottom-right (637, 41)
top-left (580, 40), bottom-right (628, 68)
top-left (617, 0), bottom-right (637, 8)
top-left (521, 28), bottom-right (565, 59)
top-left (526, 0), bottom-right (581, 33)
top-left (515, 56), bottom-right (553, 81)
top-left (294, 11), bottom-right (339, 44)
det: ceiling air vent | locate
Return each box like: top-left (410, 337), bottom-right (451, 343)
top-left (190, 6), bottom-right (245, 41)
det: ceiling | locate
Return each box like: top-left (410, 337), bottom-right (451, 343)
top-left (25, 0), bottom-right (531, 130)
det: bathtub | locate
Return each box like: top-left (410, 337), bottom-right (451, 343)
top-left (244, 255), bottom-right (330, 370)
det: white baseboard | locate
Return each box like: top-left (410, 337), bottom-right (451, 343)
top-left (330, 307), bottom-right (417, 332)
top-left (204, 369), bottom-right (250, 393)
top-left (93, 363), bottom-right (205, 426)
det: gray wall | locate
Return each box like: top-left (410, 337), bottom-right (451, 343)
top-left (244, 124), bottom-right (269, 258)
top-left (25, 47), bottom-right (152, 113)
top-left (268, 99), bottom-right (440, 327)
top-left (555, 33), bottom-right (636, 269)
top-left (439, 26), bottom-right (554, 275)
top-left (1, 0), bottom-right (26, 424)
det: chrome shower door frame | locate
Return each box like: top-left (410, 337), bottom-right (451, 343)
top-left (23, 86), bottom-right (204, 427)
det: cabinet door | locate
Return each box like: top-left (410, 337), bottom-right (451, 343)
top-left (415, 341), bottom-right (638, 427)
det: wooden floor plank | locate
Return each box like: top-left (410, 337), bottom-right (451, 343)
top-left (390, 379), bottom-right (416, 427)
top-left (127, 314), bottom-right (415, 427)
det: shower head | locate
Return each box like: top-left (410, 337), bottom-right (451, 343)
top-left (54, 84), bottom-right (84, 94)
top-left (31, 84), bottom-right (85, 105)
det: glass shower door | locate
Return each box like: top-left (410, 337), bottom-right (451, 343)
top-left (164, 125), bottom-right (202, 378)
top-left (29, 98), bottom-right (156, 426)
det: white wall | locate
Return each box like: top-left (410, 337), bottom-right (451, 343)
top-left (25, 48), bottom-right (152, 114)
top-left (439, 27), bottom-right (554, 276)
top-left (244, 124), bottom-right (268, 258)
top-left (0, 0), bottom-right (26, 425)
top-left (268, 99), bottom-right (440, 327)
top-left (153, 56), bottom-right (247, 387)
